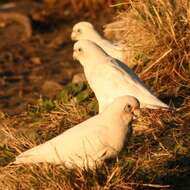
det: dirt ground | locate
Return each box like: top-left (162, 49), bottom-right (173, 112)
top-left (0, 0), bottom-right (114, 115)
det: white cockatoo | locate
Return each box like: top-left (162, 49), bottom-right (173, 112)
top-left (14, 96), bottom-right (140, 169)
top-left (71, 21), bottom-right (126, 65)
top-left (73, 40), bottom-right (168, 113)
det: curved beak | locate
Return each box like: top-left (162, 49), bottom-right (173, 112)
top-left (73, 49), bottom-right (77, 60)
top-left (71, 31), bottom-right (77, 41)
top-left (133, 108), bottom-right (140, 120)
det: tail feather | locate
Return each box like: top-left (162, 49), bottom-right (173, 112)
top-left (14, 153), bottom-right (42, 164)
top-left (143, 99), bottom-right (169, 109)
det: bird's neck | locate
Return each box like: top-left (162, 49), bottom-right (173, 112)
top-left (92, 34), bottom-right (111, 48)
top-left (80, 53), bottom-right (109, 68)
top-left (101, 112), bottom-right (131, 148)
top-left (90, 30), bottom-right (103, 41)
top-left (102, 111), bottom-right (131, 131)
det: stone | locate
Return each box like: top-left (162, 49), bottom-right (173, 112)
top-left (72, 72), bottom-right (86, 83)
top-left (41, 80), bottom-right (63, 98)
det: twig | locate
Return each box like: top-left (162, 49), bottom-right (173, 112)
top-left (128, 182), bottom-right (171, 188)
top-left (152, 132), bottom-right (171, 155)
top-left (126, 160), bottom-right (140, 180)
top-left (140, 48), bottom-right (172, 75)
top-left (103, 167), bottom-right (119, 189)
top-left (110, 2), bottom-right (128, 7)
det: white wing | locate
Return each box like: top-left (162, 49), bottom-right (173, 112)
top-left (15, 115), bottom-right (113, 168)
top-left (112, 58), bottom-right (168, 108)
top-left (94, 58), bottom-right (168, 110)
top-left (96, 38), bottom-right (125, 62)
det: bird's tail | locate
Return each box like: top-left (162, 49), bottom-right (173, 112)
top-left (13, 153), bottom-right (41, 164)
top-left (144, 101), bottom-right (169, 109)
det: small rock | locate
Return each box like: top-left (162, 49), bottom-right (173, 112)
top-left (42, 80), bottom-right (63, 98)
top-left (0, 21), bottom-right (6, 28)
top-left (72, 72), bottom-right (86, 83)
top-left (31, 57), bottom-right (42, 65)
top-left (0, 12), bottom-right (32, 41)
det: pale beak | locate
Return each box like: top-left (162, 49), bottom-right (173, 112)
top-left (71, 31), bottom-right (77, 41)
top-left (73, 50), bottom-right (77, 60)
top-left (133, 108), bottom-right (140, 120)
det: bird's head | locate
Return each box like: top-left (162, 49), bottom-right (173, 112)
top-left (105, 96), bottom-right (140, 124)
top-left (73, 40), bottom-right (108, 66)
top-left (71, 21), bottom-right (99, 41)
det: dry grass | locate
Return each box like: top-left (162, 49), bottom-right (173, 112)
top-left (0, 0), bottom-right (190, 189)
top-left (0, 84), bottom-right (189, 189)
top-left (105, 0), bottom-right (190, 95)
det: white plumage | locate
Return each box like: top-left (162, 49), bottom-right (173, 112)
top-left (73, 40), bottom-right (168, 113)
top-left (14, 96), bottom-right (139, 169)
top-left (71, 21), bottom-right (126, 64)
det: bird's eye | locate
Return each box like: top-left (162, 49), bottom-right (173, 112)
top-left (124, 104), bottom-right (132, 112)
top-left (78, 47), bottom-right (82, 52)
top-left (77, 29), bottom-right (81, 33)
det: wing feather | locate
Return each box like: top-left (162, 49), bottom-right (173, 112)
top-left (100, 58), bottom-right (168, 108)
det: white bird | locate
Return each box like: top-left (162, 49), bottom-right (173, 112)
top-left (14, 96), bottom-right (140, 169)
top-left (73, 40), bottom-right (168, 113)
top-left (71, 21), bottom-right (126, 65)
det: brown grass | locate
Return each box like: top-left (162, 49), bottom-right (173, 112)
top-left (105, 0), bottom-right (190, 96)
top-left (0, 87), bottom-right (189, 189)
top-left (0, 0), bottom-right (190, 189)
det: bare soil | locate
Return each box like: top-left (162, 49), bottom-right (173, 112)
top-left (0, 0), bottom-right (114, 115)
